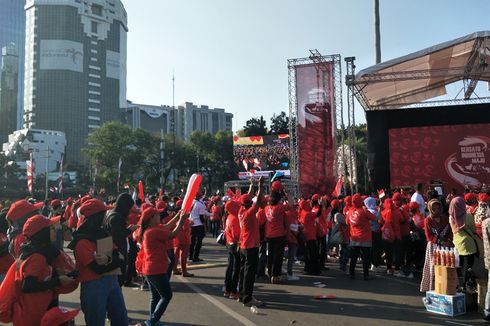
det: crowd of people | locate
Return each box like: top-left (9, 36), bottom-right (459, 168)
top-left (233, 142), bottom-right (290, 171)
top-left (1, 179), bottom-right (490, 325)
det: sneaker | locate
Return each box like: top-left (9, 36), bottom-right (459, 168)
top-left (374, 266), bottom-right (385, 274)
top-left (270, 276), bottom-right (281, 284)
top-left (229, 292), bottom-right (240, 300)
top-left (173, 270), bottom-right (182, 275)
top-left (182, 272), bottom-right (194, 277)
top-left (406, 272), bottom-right (414, 279)
top-left (224, 291), bottom-right (231, 297)
top-left (370, 264), bottom-right (376, 272)
top-left (386, 269), bottom-right (394, 275)
top-left (243, 297), bottom-right (264, 307)
top-left (394, 271), bottom-right (406, 278)
top-left (287, 274), bottom-right (300, 281)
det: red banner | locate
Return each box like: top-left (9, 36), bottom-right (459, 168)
top-left (295, 63), bottom-right (336, 196)
top-left (389, 124), bottom-right (490, 191)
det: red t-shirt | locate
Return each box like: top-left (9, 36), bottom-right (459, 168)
top-left (211, 205), bottom-right (222, 222)
top-left (74, 239), bottom-right (102, 283)
top-left (239, 205), bottom-right (259, 249)
top-left (264, 204), bottom-right (287, 239)
top-left (381, 208), bottom-right (403, 241)
top-left (225, 214), bottom-right (240, 244)
top-left (13, 253), bottom-right (56, 326)
top-left (301, 210), bottom-right (317, 241)
top-left (348, 207), bottom-right (375, 244)
top-left (0, 233), bottom-right (14, 273)
top-left (142, 225), bottom-right (171, 275)
top-left (286, 210), bottom-right (299, 245)
top-left (398, 205), bottom-right (411, 236)
top-left (174, 219), bottom-right (191, 247)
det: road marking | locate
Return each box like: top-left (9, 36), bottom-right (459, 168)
top-left (178, 275), bottom-right (258, 326)
top-left (445, 321), bottom-right (474, 326)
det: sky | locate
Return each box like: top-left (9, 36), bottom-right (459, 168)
top-left (124, 0), bottom-right (490, 132)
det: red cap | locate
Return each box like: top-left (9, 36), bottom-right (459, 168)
top-left (50, 199), bottom-right (61, 208)
top-left (240, 194), bottom-right (253, 205)
top-left (464, 193), bottom-right (477, 202)
top-left (409, 201), bottom-right (420, 210)
top-left (23, 215), bottom-right (61, 238)
top-left (271, 180), bottom-right (284, 192)
top-left (156, 201), bottom-right (167, 212)
top-left (41, 307), bottom-right (80, 326)
top-left (80, 195), bottom-right (91, 204)
top-left (311, 194), bottom-right (319, 202)
top-left (479, 193), bottom-right (489, 203)
top-left (79, 199), bottom-right (108, 218)
top-left (225, 200), bottom-right (240, 215)
top-left (140, 207), bottom-right (159, 224)
top-left (176, 200), bottom-right (183, 208)
top-left (330, 199), bottom-right (340, 209)
top-left (7, 200), bottom-right (44, 222)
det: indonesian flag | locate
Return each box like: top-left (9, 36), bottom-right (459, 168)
top-left (377, 189), bottom-right (386, 199)
top-left (332, 175), bottom-right (344, 197)
top-left (242, 159), bottom-right (249, 172)
top-left (26, 152), bottom-right (35, 194)
top-left (252, 158), bottom-right (262, 170)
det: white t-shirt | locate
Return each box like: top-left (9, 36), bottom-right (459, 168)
top-left (189, 199), bottom-right (211, 227)
top-left (411, 191), bottom-right (426, 215)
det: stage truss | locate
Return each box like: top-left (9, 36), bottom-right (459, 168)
top-left (288, 52), bottom-right (347, 195)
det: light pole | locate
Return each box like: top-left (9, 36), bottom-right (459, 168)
top-left (44, 146), bottom-right (50, 200)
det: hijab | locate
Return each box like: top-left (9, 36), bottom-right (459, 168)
top-left (449, 196), bottom-right (467, 232)
top-left (428, 199), bottom-right (442, 218)
top-left (19, 227), bottom-right (60, 265)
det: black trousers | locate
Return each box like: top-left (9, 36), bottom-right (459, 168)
top-left (371, 232), bottom-right (383, 267)
top-left (383, 240), bottom-right (394, 270)
top-left (256, 241), bottom-right (267, 277)
top-left (225, 246), bottom-right (241, 293)
top-left (318, 236), bottom-right (327, 269)
top-left (189, 225), bottom-right (205, 261)
top-left (460, 253), bottom-right (476, 286)
top-left (304, 240), bottom-right (320, 275)
top-left (124, 238), bottom-right (138, 284)
top-left (239, 247), bottom-right (259, 304)
top-left (349, 246), bottom-right (371, 277)
top-left (267, 236), bottom-right (286, 278)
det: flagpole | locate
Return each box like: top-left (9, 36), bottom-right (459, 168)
top-left (45, 146), bottom-right (49, 200)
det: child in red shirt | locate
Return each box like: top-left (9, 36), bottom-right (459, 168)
top-left (173, 200), bottom-right (193, 277)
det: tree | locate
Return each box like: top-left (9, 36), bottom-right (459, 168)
top-left (242, 116), bottom-right (268, 136)
top-left (269, 111), bottom-right (289, 135)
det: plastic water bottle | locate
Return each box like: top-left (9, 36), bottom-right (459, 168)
top-left (251, 306), bottom-right (259, 314)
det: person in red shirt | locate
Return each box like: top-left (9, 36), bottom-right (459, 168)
top-left (379, 198), bottom-right (401, 274)
top-left (393, 192), bottom-right (412, 278)
top-left (139, 206), bottom-right (187, 325)
top-left (285, 205), bottom-right (300, 281)
top-left (68, 199), bottom-right (128, 326)
top-left (408, 202), bottom-right (426, 270)
top-left (348, 193), bottom-right (375, 280)
top-left (0, 206), bottom-right (14, 283)
top-left (313, 195), bottom-right (330, 271)
top-left (224, 199), bottom-right (241, 299)
top-left (465, 192), bottom-right (478, 215)
top-left (13, 215), bottom-right (77, 326)
top-left (173, 200), bottom-right (193, 277)
top-left (6, 200), bottom-right (44, 258)
top-left (210, 197), bottom-right (223, 238)
top-left (255, 199), bottom-right (268, 279)
top-left (300, 200), bottom-right (321, 275)
top-left (264, 191), bottom-right (288, 284)
top-left (238, 177), bottom-right (264, 307)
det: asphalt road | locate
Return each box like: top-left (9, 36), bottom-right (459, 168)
top-left (57, 238), bottom-right (486, 326)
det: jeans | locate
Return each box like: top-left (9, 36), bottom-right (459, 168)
top-left (146, 274), bottom-right (173, 324)
top-left (287, 244), bottom-right (298, 275)
top-left (267, 236), bottom-right (285, 277)
top-left (339, 243), bottom-right (350, 271)
top-left (210, 220), bottom-right (220, 238)
top-left (485, 271), bottom-right (490, 318)
top-left (189, 225), bottom-right (205, 261)
top-left (80, 275), bottom-right (128, 326)
top-left (225, 245), bottom-right (240, 293)
top-left (239, 247), bottom-right (259, 304)
top-left (349, 246), bottom-right (371, 277)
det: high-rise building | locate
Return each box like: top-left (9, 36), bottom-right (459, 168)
top-left (23, 0), bottom-right (128, 164)
top-left (0, 0), bottom-right (25, 130)
top-left (124, 101), bottom-right (233, 140)
top-left (0, 44), bottom-right (19, 143)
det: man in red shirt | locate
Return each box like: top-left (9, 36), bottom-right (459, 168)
top-left (224, 200), bottom-right (241, 299)
top-left (238, 177), bottom-right (264, 307)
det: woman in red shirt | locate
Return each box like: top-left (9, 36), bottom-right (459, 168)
top-left (224, 199), bottom-right (241, 299)
top-left (300, 200), bottom-right (321, 275)
top-left (210, 198), bottom-right (223, 238)
top-left (173, 200), bottom-right (193, 277)
top-left (264, 191), bottom-right (288, 283)
top-left (13, 215), bottom-right (77, 326)
top-left (140, 207), bottom-right (187, 326)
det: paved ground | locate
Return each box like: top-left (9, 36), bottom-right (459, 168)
top-left (59, 238), bottom-right (486, 326)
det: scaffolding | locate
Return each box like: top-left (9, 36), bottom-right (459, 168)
top-left (287, 52), bottom-right (345, 195)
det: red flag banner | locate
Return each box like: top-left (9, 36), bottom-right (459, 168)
top-left (138, 180), bottom-right (145, 202)
top-left (332, 175), bottom-right (343, 197)
top-left (26, 152), bottom-right (34, 194)
top-left (295, 63), bottom-right (336, 196)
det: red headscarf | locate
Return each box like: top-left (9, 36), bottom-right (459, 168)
top-left (449, 196), bottom-right (467, 232)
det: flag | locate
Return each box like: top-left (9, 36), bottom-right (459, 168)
top-left (332, 175), bottom-right (344, 197)
top-left (58, 155), bottom-right (64, 194)
top-left (377, 189), bottom-right (386, 199)
top-left (26, 152), bottom-right (35, 194)
top-left (93, 159), bottom-right (99, 185)
top-left (117, 157), bottom-right (122, 192)
top-left (138, 180), bottom-right (145, 202)
top-left (242, 159), bottom-right (249, 172)
top-left (271, 171), bottom-right (285, 182)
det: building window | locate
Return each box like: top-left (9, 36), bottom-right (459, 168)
top-left (91, 21), bottom-right (98, 33)
top-left (92, 4), bottom-right (103, 16)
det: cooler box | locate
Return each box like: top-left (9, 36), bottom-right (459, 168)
top-left (435, 266), bottom-right (457, 295)
top-left (424, 291), bottom-right (466, 317)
